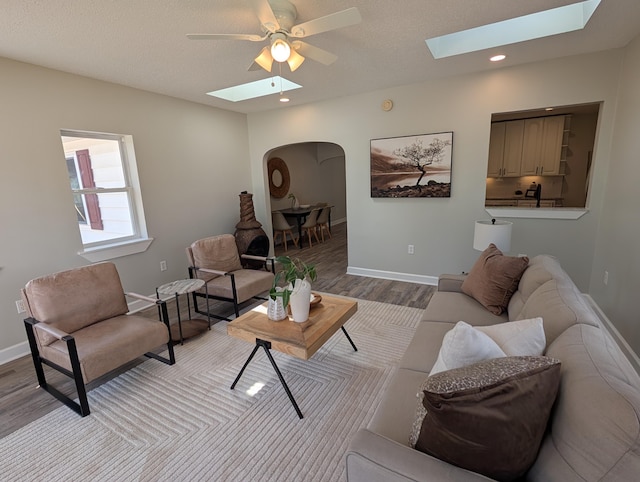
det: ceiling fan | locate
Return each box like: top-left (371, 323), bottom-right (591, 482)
top-left (187, 0), bottom-right (362, 73)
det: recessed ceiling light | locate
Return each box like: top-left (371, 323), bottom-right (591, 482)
top-left (207, 76), bottom-right (301, 102)
top-left (426, 0), bottom-right (601, 59)
top-left (490, 54), bottom-right (506, 62)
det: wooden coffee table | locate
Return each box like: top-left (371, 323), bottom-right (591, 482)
top-left (227, 294), bottom-right (358, 419)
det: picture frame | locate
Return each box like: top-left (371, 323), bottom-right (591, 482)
top-left (370, 131), bottom-right (453, 198)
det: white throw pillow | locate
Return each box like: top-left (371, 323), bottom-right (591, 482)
top-left (477, 317), bottom-right (546, 356)
top-left (429, 321), bottom-right (506, 376)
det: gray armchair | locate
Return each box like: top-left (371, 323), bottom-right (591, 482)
top-left (186, 234), bottom-right (275, 321)
top-left (22, 262), bottom-right (175, 417)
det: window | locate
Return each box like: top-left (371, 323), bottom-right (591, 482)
top-left (61, 130), bottom-right (152, 261)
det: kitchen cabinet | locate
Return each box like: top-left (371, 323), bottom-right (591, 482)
top-left (521, 116), bottom-right (565, 176)
top-left (487, 120), bottom-right (524, 177)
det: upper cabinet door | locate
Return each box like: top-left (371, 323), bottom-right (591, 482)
top-left (521, 118), bottom-right (545, 175)
top-left (487, 122), bottom-right (506, 177)
top-left (502, 120), bottom-right (524, 177)
top-left (540, 116), bottom-right (565, 175)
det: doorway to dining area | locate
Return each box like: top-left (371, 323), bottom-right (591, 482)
top-left (266, 141), bottom-right (346, 252)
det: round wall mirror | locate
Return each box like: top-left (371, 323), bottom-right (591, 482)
top-left (268, 157), bottom-right (290, 198)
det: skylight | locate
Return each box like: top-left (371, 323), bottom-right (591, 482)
top-left (207, 76), bottom-right (302, 102)
top-left (426, 0), bottom-right (601, 59)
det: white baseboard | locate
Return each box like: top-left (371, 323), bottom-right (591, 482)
top-left (346, 266), bottom-right (438, 286)
top-left (584, 294), bottom-right (640, 376)
top-left (0, 341), bottom-right (29, 365)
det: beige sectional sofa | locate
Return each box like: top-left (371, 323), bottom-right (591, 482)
top-left (346, 255), bottom-right (640, 481)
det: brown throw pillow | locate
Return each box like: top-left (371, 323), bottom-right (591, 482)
top-left (415, 356), bottom-right (561, 482)
top-left (462, 244), bottom-right (529, 315)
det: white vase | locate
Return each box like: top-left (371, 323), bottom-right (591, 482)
top-left (267, 292), bottom-right (287, 321)
top-left (289, 278), bottom-right (312, 322)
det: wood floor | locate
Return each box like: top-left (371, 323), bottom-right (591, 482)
top-left (0, 222), bottom-right (434, 438)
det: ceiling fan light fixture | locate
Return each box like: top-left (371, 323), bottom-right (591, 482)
top-left (287, 48), bottom-right (305, 72)
top-left (270, 34), bottom-right (291, 62)
top-left (254, 46), bottom-right (274, 72)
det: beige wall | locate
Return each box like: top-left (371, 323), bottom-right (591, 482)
top-left (247, 50), bottom-right (622, 292)
top-left (0, 57), bottom-right (251, 356)
top-left (590, 33), bottom-right (640, 355)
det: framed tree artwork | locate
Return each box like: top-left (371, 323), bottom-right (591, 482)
top-left (370, 131), bottom-right (453, 198)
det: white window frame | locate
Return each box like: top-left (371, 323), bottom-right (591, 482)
top-left (61, 129), bottom-right (153, 262)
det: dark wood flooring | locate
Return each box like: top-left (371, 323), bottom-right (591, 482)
top-left (0, 222), bottom-right (434, 438)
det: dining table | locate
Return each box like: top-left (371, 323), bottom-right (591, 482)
top-left (275, 204), bottom-right (331, 249)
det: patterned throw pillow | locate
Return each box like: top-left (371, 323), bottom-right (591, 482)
top-left (415, 356), bottom-right (561, 482)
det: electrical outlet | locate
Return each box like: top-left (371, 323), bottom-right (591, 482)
top-left (15, 300), bottom-right (26, 314)
top-left (603, 270), bottom-right (609, 286)
top-left (160, 260), bottom-right (167, 272)
top-left (408, 244), bottom-right (414, 255)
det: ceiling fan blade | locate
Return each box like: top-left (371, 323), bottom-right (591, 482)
top-left (290, 7), bottom-right (361, 38)
top-left (187, 33), bottom-right (266, 41)
top-left (249, 0), bottom-right (280, 33)
top-left (292, 41), bottom-right (337, 65)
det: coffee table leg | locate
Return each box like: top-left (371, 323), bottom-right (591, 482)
top-left (230, 339), bottom-right (304, 419)
top-left (341, 326), bottom-right (358, 352)
top-left (230, 344), bottom-right (260, 390)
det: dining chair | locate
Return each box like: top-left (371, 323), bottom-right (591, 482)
top-left (316, 206), bottom-right (332, 242)
top-left (272, 211), bottom-right (298, 251)
top-left (300, 208), bottom-right (321, 248)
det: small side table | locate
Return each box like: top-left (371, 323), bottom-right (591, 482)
top-left (156, 279), bottom-right (210, 345)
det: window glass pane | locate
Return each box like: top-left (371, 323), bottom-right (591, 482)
top-left (61, 132), bottom-right (137, 247)
top-left (76, 192), bottom-right (134, 244)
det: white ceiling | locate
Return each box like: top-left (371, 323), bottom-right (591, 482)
top-left (1, 0), bottom-right (639, 114)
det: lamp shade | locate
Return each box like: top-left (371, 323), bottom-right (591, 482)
top-left (473, 219), bottom-right (512, 253)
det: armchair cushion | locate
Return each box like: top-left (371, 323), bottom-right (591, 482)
top-left (22, 262), bottom-right (129, 346)
top-left (198, 269), bottom-right (274, 304)
top-left (39, 314), bottom-right (169, 383)
top-left (188, 235), bottom-right (242, 280)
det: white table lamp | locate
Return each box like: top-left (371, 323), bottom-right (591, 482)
top-left (473, 219), bottom-right (513, 253)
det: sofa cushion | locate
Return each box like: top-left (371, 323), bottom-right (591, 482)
top-left (528, 324), bottom-right (640, 481)
top-left (368, 368), bottom-right (432, 445)
top-left (422, 291), bottom-right (508, 326)
top-left (399, 321), bottom-right (454, 373)
top-left (461, 244), bottom-right (529, 315)
top-left (415, 356), bottom-right (561, 482)
top-left (514, 278), bottom-right (598, 345)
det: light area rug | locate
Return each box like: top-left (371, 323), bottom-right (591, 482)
top-left (1, 299), bottom-right (423, 481)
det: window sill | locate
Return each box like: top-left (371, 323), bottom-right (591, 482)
top-left (485, 207), bottom-right (588, 220)
top-left (78, 237), bottom-right (154, 262)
